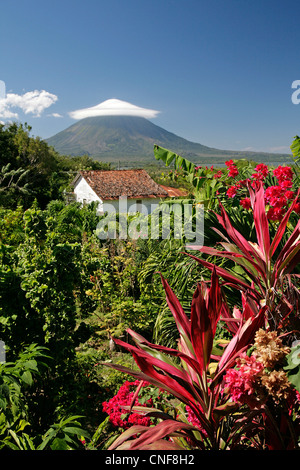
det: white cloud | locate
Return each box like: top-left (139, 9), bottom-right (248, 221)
top-left (69, 98), bottom-right (160, 120)
top-left (0, 89), bottom-right (58, 119)
top-left (0, 102), bottom-right (18, 119)
top-left (268, 146), bottom-right (290, 153)
top-left (241, 145), bottom-right (290, 154)
top-left (50, 112), bottom-right (63, 118)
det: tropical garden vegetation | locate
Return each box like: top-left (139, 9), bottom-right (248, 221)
top-left (0, 121), bottom-right (299, 450)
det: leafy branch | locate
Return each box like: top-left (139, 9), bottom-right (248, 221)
top-left (290, 135), bottom-right (300, 185)
top-left (0, 163), bottom-right (31, 194)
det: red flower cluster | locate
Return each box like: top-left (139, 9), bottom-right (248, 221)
top-left (226, 163), bottom-right (269, 198)
top-left (265, 187), bottom-right (289, 221)
top-left (226, 185), bottom-right (238, 198)
top-left (102, 380), bottom-right (153, 429)
top-left (225, 159), bottom-right (239, 178)
top-left (240, 197), bottom-right (251, 209)
top-left (252, 163), bottom-right (269, 180)
top-left (213, 170), bottom-right (223, 179)
top-left (273, 165), bottom-right (293, 184)
top-left (224, 162), bottom-right (299, 221)
top-left (264, 166), bottom-right (296, 221)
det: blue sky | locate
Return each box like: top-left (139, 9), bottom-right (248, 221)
top-left (1, 0), bottom-right (300, 154)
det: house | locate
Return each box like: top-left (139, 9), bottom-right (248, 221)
top-left (72, 169), bottom-right (186, 214)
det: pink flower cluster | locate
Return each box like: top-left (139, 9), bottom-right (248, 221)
top-left (186, 405), bottom-right (208, 436)
top-left (223, 353), bottom-right (264, 408)
top-left (102, 380), bottom-right (153, 429)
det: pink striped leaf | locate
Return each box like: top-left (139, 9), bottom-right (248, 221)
top-left (249, 184), bottom-right (270, 259)
top-left (185, 253), bottom-right (262, 300)
top-left (126, 419), bottom-right (199, 450)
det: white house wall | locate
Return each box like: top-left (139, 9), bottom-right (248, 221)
top-left (74, 176), bottom-right (103, 208)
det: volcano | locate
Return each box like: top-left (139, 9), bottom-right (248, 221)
top-left (46, 115), bottom-right (290, 166)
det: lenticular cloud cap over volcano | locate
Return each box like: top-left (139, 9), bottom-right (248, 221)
top-left (69, 98), bottom-right (160, 120)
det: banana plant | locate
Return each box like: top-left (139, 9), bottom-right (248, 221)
top-left (153, 145), bottom-right (223, 209)
top-left (290, 135), bottom-right (300, 186)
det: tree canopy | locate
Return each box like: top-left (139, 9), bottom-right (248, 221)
top-left (0, 122), bottom-right (111, 208)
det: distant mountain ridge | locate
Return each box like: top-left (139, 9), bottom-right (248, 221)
top-left (46, 115), bottom-right (291, 166)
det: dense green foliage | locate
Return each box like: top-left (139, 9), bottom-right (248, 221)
top-left (0, 198), bottom-right (199, 447)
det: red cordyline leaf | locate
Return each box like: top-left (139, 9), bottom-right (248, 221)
top-left (127, 329), bottom-right (204, 386)
top-left (220, 303), bottom-right (240, 335)
top-left (127, 327), bottom-right (206, 404)
top-left (187, 185), bottom-right (300, 300)
top-left (206, 266), bottom-right (223, 321)
top-left (190, 268), bottom-right (222, 372)
top-left (159, 268), bottom-right (223, 377)
top-left (159, 276), bottom-right (200, 384)
top-left (249, 184), bottom-right (270, 260)
top-left (190, 284), bottom-right (209, 373)
top-left (111, 334), bottom-right (210, 431)
top-left (275, 244), bottom-right (300, 281)
top-left (109, 419), bottom-right (199, 450)
top-left (126, 419), bottom-right (198, 450)
top-left (198, 245), bottom-right (268, 287)
top-left (273, 215), bottom-right (300, 280)
top-left (100, 353), bottom-right (208, 431)
top-left (108, 424), bottom-right (150, 450)
top-left (160, 274), bottom-right (191, 339)
top-left (131, 351), bottom-right (212, 436)
top-left (277, 216), bottom-right (300, 262)
top-left (220, 292), bottom-right (259, 335)
top-left (129, 380), bottom-right (145, 413)
top-left (215, 197), bottom-right (266, 268)
top-left (136, 439), bottom-right (185, 450)
top-left (128, 326), bottom-right (199, 377)
top-left (241, 290), bottom-right (261, 315)
top-left (113, 336), bottom-right (196, 399)
top-left (188, 201), bottom-right (266, 271)
top-left (185, 253), bottom-right (263, 303)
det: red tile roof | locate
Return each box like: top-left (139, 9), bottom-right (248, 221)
top-left (159, 185), bottom-right (189, 198)
top-left (75, 169), bottom-right (169, 200)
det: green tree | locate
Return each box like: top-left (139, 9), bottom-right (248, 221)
top-left (0, 123), bottom-right (58, 207)
top-left (0, 122), bottom-right (113, 209)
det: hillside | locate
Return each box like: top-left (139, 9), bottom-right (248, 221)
top-left (46, 115), bottom-right (291, 166)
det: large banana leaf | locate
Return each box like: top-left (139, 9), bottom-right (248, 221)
top-left (290, 135), bottom-right (300, 164)
top-left (154, 145), bottom-right (207, 196)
